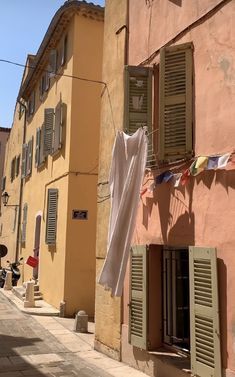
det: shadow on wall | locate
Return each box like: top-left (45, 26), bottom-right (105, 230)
top-left (169, 0), bottom-right (182, 6)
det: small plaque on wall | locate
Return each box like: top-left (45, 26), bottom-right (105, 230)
top-left (72, 210), bottom-right (88, 220)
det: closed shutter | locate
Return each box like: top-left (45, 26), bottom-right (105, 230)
top-left (189, 247), bottom-right (221, 377)
top-left (35, 128), bottom-right (41, 167)
top-left (49, 49), bottom-right (57, 76)
top-left (129, 245), bottom-right (148, 349)
top-left (43, 108), bottom-right (54, 156)
top-left (21, 143), bottom-right (28, 178)
top-left (39, 124), bottom-right (46, 165)
top-left (21, 203), bottom-right (28, 243)
top-left (159, 43), bottom-right (193, 161)
top-left (1, 176), bottom-right (6, 191)
top-left (46, 188), bottom-right (58, 245)
top-left (124, 66), bottom-right (154, 166)
top-left (53, 101), bottom-right (63, 153)
top-left (26, 137), bottom-right (33, 176)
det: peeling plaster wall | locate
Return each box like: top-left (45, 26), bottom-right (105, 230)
top-left (122, 0), bottom-right (235, 375)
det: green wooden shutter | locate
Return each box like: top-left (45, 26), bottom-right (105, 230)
top-left (21, 203), bottom-right (28, 243)
top-left (1, 176), bottom-right (6, 191)
top-left (26, 137), bottom-right (33, 176)
top-left (46, 188), bottom-right (58, 245)
top-left (44, 108), bottom-right (54, 156)
top-left (159, 43), bottom-right (193, 161)
top-left (35, 128), bottom-right (41, 167)
top-left (53, 101), bottom-right (63, 153)
top-left (129, 245), bottom-right (148, 349)
top-left (21, 143), bottom-right (28, 178)
top-left (124, 66), bottom-right (155, 166)
top-left (189, 247), bottom-right (221, 377)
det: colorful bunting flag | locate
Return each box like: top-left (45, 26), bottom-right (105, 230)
top-left (148, 182), bottom-right (156, 192)
top-left (173, 173), bottom-right (182, 187)
top-left (207, 156), bottom-right (219, 170)
top-left (181, 169), bottom-right (190, 185)
top-left (155, 171), bottom-right (174, 184)
top-left (195, 156), bottom-right (208, 169)
top-left (217, 153), bottom-right (230, 169)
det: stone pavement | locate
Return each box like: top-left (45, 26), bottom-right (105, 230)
top-left (0, 290), bottom-right (148, 377)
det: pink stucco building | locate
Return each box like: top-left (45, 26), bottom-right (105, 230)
top-left (95, 1), bottom-right (235, 377)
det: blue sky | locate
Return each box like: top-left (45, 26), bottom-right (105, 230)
top-left (0, 0), bottom-right (105, 128)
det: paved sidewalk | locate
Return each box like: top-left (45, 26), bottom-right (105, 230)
top-left (0, 289), bottom-right (148, 377)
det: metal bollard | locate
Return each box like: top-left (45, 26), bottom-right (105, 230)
top-left (4, 271), bottom-right (12, 290)
top-left (24, 281), bottom-right (35, 308)
top-left (74, 310), bottom-right (88, 333)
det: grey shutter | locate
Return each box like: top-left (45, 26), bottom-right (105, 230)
top-left (21, 203), bottom-right (28, 243)
top-left (61, 36), bottom-right (67, 66)
top-left (16, 155), bottom-right (20, 177)
top-left (45, 69), bottom-right (50, 91)
top-left (21, 143), bottom-right (28, 178)
top-left (53, 101), bottom-right (63, 153)
top-left (29, 91), bottom-right (35, 115)
top-left (35, 128), bottom-right (41, 167)
top-left (129, 245), bottom-right (148, 349)
top-left (39, 124), bottom-right (45, 165)
top-left (10, 157), bottom-right (16, 182)
top-left (46, 189), bottom-right (58, 245)
top-left (49, 49), bottom-right (57, 76)
top-left (1, 176), bottom-right (6, 191)
top-left (189, 247), bottom-right (221, 377)
top-left (44, 108), bottom-right (54, 156)
top-left (26, 137), bottom-right (33, 176)
top-left (124, 66), bottom-right (154, 166)
top-left (159, 43), bottom-right (193, 161)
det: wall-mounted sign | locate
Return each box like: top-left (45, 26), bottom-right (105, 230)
top-left (72, 210), bottom-right (88, 220)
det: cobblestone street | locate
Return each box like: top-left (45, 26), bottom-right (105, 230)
top-left (0, 291), bottom-right (147, 377)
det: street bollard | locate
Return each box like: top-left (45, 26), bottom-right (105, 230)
top-left (24, 280), bottom-right (35, 308)
top-left (4, 271), bottom-right (12, 290)
top-left (74, 310), bottom-right (88, 333)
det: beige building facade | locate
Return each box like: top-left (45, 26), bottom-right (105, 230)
top-left (1, 1), bottom-right (104, 317)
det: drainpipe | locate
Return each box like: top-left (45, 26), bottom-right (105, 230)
top-left (15, 100), bottom-right (27, 263)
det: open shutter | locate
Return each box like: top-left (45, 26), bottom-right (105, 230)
top-left (189, 247), bottom-right (221, 377)
top-left (124, 66), bottom-right (154, 166)
top-left (26, 137), bottom-right (33, 176)
top-left (45, 69), bottom-right (50, 91)
top-left (129, 245), bottom-right (148, 349)
top-left (21, 143), bottom-right (28, 178)
top-left (10, 157), bottom-right (16, 182)
top-left (39, 124), bottom-right (45, 165)
top-left (44, 108), bottom-right (54, 156)
top-left (159, 43), bottom-right (193, 161)
top-left (48, 49), bottom-right (57, 77)
top-left (61, 36), bottom-right (68, 66)
top-left (35, 128), bottom-right (41, 167)
top-left (53, 101), bottom-right (63, 153)
top-left (46, 188), bottom-right (58, 245)
top-left (1, 176), bottom-right (6, 192)
top-left (21, 203), bottom-right (28, 243)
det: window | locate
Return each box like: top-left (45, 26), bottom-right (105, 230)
top-left (19, 103), bottom-right (25, 120)
top-left (48, 49), bottom-right (57, 77)
top-left (21, 137), bottom-right (33, 178)
top-left (21, 203), bottom-right (28, 244)
top-left (129, 245), bottom-right (222, 377)
top-left (39, 68), bottom-right (50, 100)
top-left (10, 157), bottom-right (16, 182)
top-left (163, 248), bottom-right (189, 350)
top-left (124, 42), bottom-right (193, 165)
top-left (28, 91), bottom-right (35, 116)
top-left (46, 188), bottom-right (58, 245)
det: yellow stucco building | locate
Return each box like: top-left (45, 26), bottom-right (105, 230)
top-left (1, 1), bottom-right (104, 317)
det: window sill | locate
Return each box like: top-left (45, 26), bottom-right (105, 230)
top-left (148, 347), bottom-right (191, 374)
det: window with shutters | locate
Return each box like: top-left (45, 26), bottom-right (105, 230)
top-left (125, 42), bottom-right (193, 166)
top-left (10, 157), bottom-right (16, 182)
top-left (52, 101), bottom-right (63, 154)
top-left (26, 137), bottom-right (33, 177)
top-left (44, 108), bottom-right (54, 156)
top-left (21, 143), bottom-right (28, 178)
top-left (21, 203), bottom-right (28, 244)
top-left (45, 188), bottom-right (58, 245)
top-left (39, 69), bottom-right (50, 101)
top-left (48, 49), bottom-right (57, 77)
top-left (28, 91), bottom-right (35, 116)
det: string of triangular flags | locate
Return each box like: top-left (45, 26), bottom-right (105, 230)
top-left (141, 152), bottom-right (234, 196)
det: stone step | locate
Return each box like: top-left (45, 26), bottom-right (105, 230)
top-left (12, 285), bottom-right (43, 301)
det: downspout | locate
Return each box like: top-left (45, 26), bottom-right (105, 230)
top-left (15, 100), bottom-right (27, 263)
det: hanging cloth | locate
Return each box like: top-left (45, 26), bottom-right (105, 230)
top-left (98, 128), bottom-right (148, 296)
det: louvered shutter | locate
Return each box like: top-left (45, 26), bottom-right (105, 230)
top-left (1, 176), bottom-right (6, 191)
top-left (61, 36), bottom-right (67, 66)
top-left (189, 247), bottom-right (221, 377)
top-left (49, 49), bottom-right (57, 76)
top-left (53, 101), bottom-right (63, 153)
top-left (39, 124), bottom-right (46, 165)
top-left (46, 189), bottom-right (58, 245)
top-left (21, 143), bottom-right (28, 178)
top-left (10, 157), bottom-right (16, 182)
top-left (159, 43), bottom-right (193, 161)
top-left (124, 66), bottom-right (155, 166)
top-left (35, 128), bottom-right (41, 167)
top-left (45, 69), bottom-right (50, 91)
top-left (129, 245), bottom-right (148, 349)
top-left (43, 108), bottom-right (54, 156)
top-left (26, 137), bottom-right (33, 176)
top-left (21, 203), bottom-right (28, 243)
